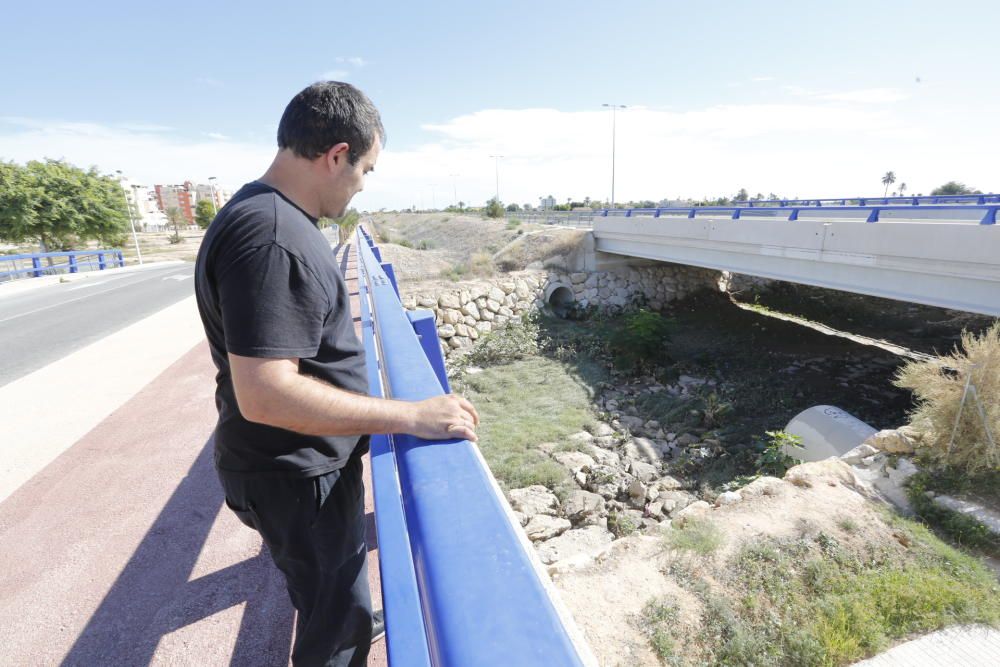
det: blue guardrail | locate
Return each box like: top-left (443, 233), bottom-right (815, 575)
top-left (354, 225), bottom-right (590, 667)
top-left (0, 249), bottom-right (125, 282)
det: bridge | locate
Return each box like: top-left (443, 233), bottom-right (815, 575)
top-left (590, 201), bottom-right (1000, 317)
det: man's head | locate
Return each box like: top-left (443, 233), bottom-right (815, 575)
top-left (275, 82), bottom-right (384, 218)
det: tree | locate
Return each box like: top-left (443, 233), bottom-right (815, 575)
top-left (506, 203), bottom-right (520, 212)
top-left (484, 198), bottom-right (504, 218)
top-left (734, 188), bottom-right (749, 202)
top-left (931, 181), bottom-right (980, 196)
top-left (195, 199), bottom-right (216, 229)
top-left (899, 182), bottom-right (907, 196)
top-left (0, 159), bottom-right (129, 252)
top-left (165, 206), bottom-right (185, 244)
top-left (881, 171), bottom-right (896, 197)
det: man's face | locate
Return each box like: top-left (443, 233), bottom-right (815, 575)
top-left (321, 138), bottom-right (381, 219)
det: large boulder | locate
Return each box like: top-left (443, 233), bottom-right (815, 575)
top-left (562, 490), bottom-right (606, 524)
top-left (551, 451), bottom-right (595, 475)
top-left (508, 485), bottom-right (559, 518)
top-left (864, 428), bottom-right (916, 455)
top-left (524, 514), bottom-right (572, 542)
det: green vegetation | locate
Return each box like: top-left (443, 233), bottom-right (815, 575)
top-left (608, 510), bottom-right (638, 538)
top-left (634, 598), bottom-right (681, 664)
top-left (608, 308), bottom-right (675, 374)
top-left (906, 469), bottom-right (1000, 555)
top-left (931, 181), bottom-right (982, 196)
top-left (484, 197), bottom-right (504, 218)
top-left (165, 206), bottom-right (185, 244)
top-left (665, 518), bottom-right (723, 555)
top-left (454, 355), bottom-right (600, 492)
top-left (656, 521), bottom-right (1000, 666)
top-left (195, 198), bottom-right (216, 229)
top-left (506, 217), bottom-right (522, 229)
top-left (755, 430), bottom-right (804, 477)
top-left (894, 322), bottom-right (1000, 474)
top-left (0, 159), bottom-right (129, 251)
top-left (455, 317), bottom-right (539, 370)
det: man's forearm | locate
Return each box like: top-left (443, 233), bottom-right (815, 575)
top-left (244, 370), bottom-right (415, 436)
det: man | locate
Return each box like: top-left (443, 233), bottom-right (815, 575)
top-left (194, 81), bottom-right (479, 666)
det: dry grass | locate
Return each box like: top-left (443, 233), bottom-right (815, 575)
top-left (894, 322), bottom-right (1000, 473)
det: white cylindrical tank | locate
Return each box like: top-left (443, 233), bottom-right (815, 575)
top-left (784, 405), bottom-right (877, 462)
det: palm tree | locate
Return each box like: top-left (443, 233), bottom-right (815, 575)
top-left (881, 171), bottom-right (896, 197)
top-left (899, 182), bottom-right (907, 196)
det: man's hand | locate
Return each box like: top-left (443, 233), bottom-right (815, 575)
top-left (408, 394), bottom-right (481, 442)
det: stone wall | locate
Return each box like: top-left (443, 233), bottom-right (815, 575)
top-left (545, 263), bottom-right (723, 311)
top-left (401, 271), bottom-right (546, 355)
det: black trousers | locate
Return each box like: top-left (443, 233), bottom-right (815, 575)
top-left (218, 456), bottom-right (372, 667)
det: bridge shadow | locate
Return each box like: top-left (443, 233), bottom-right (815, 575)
top-left (61, 438), bottom-right (295, 667)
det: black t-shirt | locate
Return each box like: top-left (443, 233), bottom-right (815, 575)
top-left (194, 181), bottom-right (369, 477)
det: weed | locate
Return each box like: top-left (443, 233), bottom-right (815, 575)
top-left (608, 309), bottom-right (676, 374)
top-left (755, 430), bottom-right (803, 477)
top-left (836, 517), bottom-right (858, 533)
top-left (633, 598), bottom-right (681, 664)
top-left (666, 518), bottom-right (723, 556)
top-left (894, 322), bottom-right (1000, 474)
top-left (906, 471), bottom-right (1000, 554)
top-left (608, 511), bottom-right (638, 538)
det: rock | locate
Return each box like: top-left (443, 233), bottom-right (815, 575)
top-left (864, 429), bottom-right (916, 454)
top-left (715, 491), bottom-right (742, 506)
top-left (567, 431), bottom-right (594, 444)
top-left (461, 301), bottom-right (480, 319)
top-left (592, 422), bottom-right (615, 437)
top-left (619, 415), bottom-right (646, 432)
top-left (442, 308), bottom-right (463, 325)
top-left (585, 464), bottom-right (631, 500)
top-left (674, 433), bottom-right (700, 447)
top-left (644, 420), bottom-right (660, 431)
top-left (508, 485), bottom-right (559, 518)
top-left (739, 476), bottom-right (787, 498)
top-left (438, 293), bottom-right (460, 309)
top-left (535, 526), bottom-right (614, 565)
top-left (536, 442), bottom-right (559, 454)
top-left (499, 281), bottom-right (516, 294)
top-left (887, 458), bottom-right (920, 486)
top-left (485, 298), bottom-right (502, 314)
top-left (475, 321), bottom-right (492, 334)
top-left (551, 451), bottom-right (595, 475)
top-left (524, 514), bottom-right (572, 542)
top-left (590, 449), bottom-right (621, 468)
top-left (657, 490), bottom-right (697, 515)
top-left (624, 437), bottom-right (669, 465)
top-left (563, 490), bottom-right (607, 523)
top-left (673, 500), bottom-right (711, 524)
top-left (840, 444), bottom-right (880, 466)
top-left (417, 296), bottom-right (437, 308)
top-left (784, 460), bottom-right (858, 489)
top-left (488, 287), bottom-right (505, 302)
top-left (570, 272), bottom-right (588, 284)
top-left (656, 475), bottom-right (684, 491)
top-left (629, 459), bottom-right (659, 483)
top-left (454, 323), bottom-right (469, 337)
top-left (512, 510), bottom-right (528, 527)
top-left (437, 324), bottom-right (456, 339)
top-left (627, 478), bottom-right (646, 501)
top-left (480, 309), bottom-right (495, 322)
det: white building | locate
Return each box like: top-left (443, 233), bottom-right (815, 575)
top-left (117, 175), bottom-right (166, 229)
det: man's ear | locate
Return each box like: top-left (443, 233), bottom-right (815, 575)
top-left (325, 142), bottom-right (351, 168)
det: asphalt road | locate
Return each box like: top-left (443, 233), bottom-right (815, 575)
top-left (0, 263), bottom-right (196, 387)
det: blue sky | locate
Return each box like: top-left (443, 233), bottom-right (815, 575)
top-left (1, 1), bottom-right (997, 209)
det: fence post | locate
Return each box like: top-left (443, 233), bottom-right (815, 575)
top-left (407, 309), bottom-right (450, 393)
top-left (98, 252), bottom-right (107, 270)
top-left (32, 256), bottom-right (42, 278)
top-left (69, 254), bottom-right (78, 273)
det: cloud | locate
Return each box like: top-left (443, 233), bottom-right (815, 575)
top-left (817, 88), bottom-right (909, 104)
top-left (750, 76), bottom-right (775, 82)
top-left (204, 132), bottom-right (230, 140)
top-left (319, 69), bottom-right (349, 80)
top-left (336, 56), bottom-right (367, 67)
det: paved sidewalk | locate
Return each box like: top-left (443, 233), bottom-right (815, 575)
top-left (853, 625), bottom-right (1000, 666)
top-left (0, 241), bottom-right (387, 665)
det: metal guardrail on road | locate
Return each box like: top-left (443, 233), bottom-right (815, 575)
top-left (0, 250), bottom-right (126, 283)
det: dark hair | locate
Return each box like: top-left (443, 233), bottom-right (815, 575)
top-left (277, 81), bottom-right (385, 164)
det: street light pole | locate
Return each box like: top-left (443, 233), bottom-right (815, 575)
top-left (602, 104), bottom-right (627, 209)
top-left (208, 176), bottom-right (219, 215)
top-left (449, 173), bottom-right (459, 207)
top-left (489, 155), bottom-right (504, 203)
top-left (115, 170), bottom-right (143, 265)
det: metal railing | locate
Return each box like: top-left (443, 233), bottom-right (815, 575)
top-left (0, 250), bottom-right (126, 283)
top-left (599, 205), bottom-right (998, 225)
top-left (355, 226), bottom-right (591, 667)
top-left (734, 194), bottom-right (999, 207)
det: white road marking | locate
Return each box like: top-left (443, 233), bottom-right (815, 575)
top-left (0, 268), bottom-right (192, 325)
top-left (163, 274), bottom-right (193, 281)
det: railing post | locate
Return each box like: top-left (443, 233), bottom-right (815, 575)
top-left (788, 208), bottom-right (799, 221)
top-left (98, 252), bottom-right (107, 270)
top-left (32, 256), bottom-right (42, 278)
top-left (407, 310), bottom-right (451, 393)
top-left (980, 207), bottom-right (997, 225)
top-left (371, 246), bottom-right (382, 262)
top-left (381, 262), bottom-right (400, 299)
top-left (117, 251), bottom-right (125, 267)
top-left (69, 254), bottom-right (78, 273)
top-left (731, 208), bottom-right (741, 219)
top-left (866, 208), bottom-right (880, 223)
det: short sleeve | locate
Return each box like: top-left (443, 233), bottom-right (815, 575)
top-left (217, 244), bottom-right (330, 358)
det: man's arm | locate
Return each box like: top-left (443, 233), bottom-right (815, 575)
top-left (229, 353), bottom-right (480, 442)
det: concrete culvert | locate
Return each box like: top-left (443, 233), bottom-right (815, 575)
top-left (545, 284), bottom-right (576, 318)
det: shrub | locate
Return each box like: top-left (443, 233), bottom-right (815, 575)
top-left (485, 198), bottom-right (504, 218)
top-left (894, 322), bottom-right (1000, 474)
top-left (666, 517), bottom-right (723, 555)
top-left (608, 308), bottom-right (674, 373)
top-left (460, 317), bottom-right (539, 368)
top-left (755, 430), bottom-right (803, 477)
top-left (506, 218), bottom-right (522, 230)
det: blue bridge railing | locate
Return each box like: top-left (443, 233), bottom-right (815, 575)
top-left (0, 250), bottom-right (126, 283)
top-left (599, 204), bottom-right (997, 225)
top-left (733, 193), bottom-right (999, 207)
top-left (355, 225), bottom-right (592, 667)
